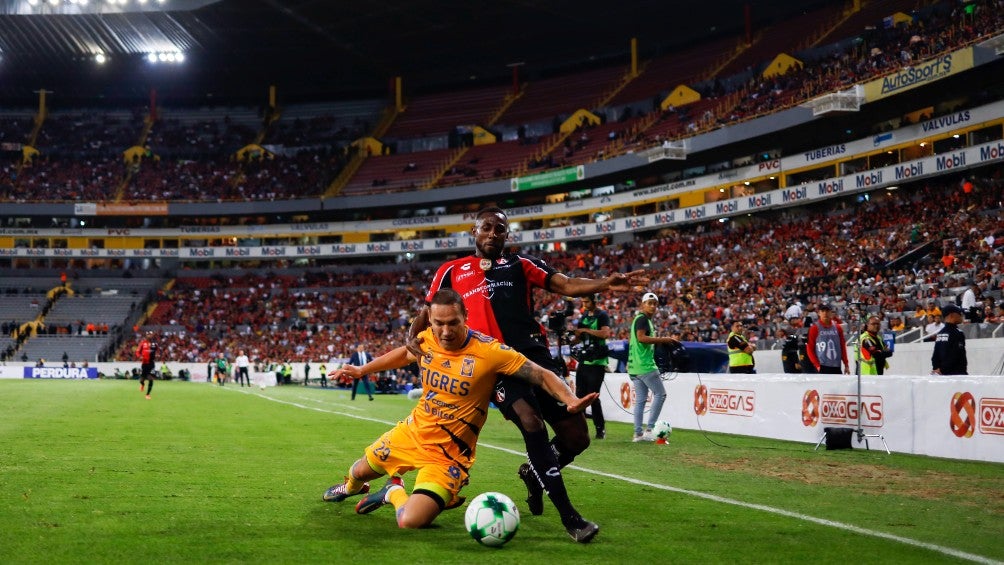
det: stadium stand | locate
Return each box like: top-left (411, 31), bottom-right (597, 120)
top-left (496, 64), bottom-right (628, 129)
top-left (340, 147), bottom-right (453, 195)
top-left (382, 84), bottom-right (511, 140)
top-left (56, 172), bottom-right (993, 365)
top-left (0, 0), bottom-right (998, 202)
top-left (2, 0), bottom-right (1003, 369)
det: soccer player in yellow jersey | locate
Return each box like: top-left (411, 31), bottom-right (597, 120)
top-left (322, 289), bottom-right (597, 529)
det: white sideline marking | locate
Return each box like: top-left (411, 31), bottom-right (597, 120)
top-left (235, 388), bottom-right (1000, 565)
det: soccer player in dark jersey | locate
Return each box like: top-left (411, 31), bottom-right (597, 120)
top-left (136, 331), bottom-right (158, 400)
top-left (408, 206), bottom-right (646, 543)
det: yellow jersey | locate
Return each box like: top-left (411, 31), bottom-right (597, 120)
top-left (405, 326), bottom-right (526, 463)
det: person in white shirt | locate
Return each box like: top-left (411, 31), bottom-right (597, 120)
top-left (235, 350), bottom-right (251, 387)
top-left (960, 283), bottom-right (981, 322)
top-left (784, 301), bottom-right (803, 322)
top-left (923, 315), bottom-right (944, 341)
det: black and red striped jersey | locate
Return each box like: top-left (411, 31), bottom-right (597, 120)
top-left (425, 252), bottom-right (556, 352)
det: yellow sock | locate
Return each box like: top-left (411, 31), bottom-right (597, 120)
top-left (345, 472), bottom-right (366, 494)
top-left (387, 485), bottom-right (408, 511)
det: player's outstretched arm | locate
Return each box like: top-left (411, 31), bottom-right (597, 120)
top-left (509, 360), bottom-right (598, 414)
top-left (548, 269), bottom-right (649, 297)
top-left (332, 346), bottom-right (414, 380)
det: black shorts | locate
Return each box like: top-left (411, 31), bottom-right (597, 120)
top-left (492, 342), bottom-right (577, 426)
top-left (141, 362), bottom-right (155, 377)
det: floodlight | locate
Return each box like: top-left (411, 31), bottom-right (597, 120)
top-left (147, 53), bottom-right (157, 63)
top-left (158, 52), bottom-right (168, 61)
top-left (27, 0), bottom-right (39, 6)
top-left (175, 52), bottom-right (185, 63)
top-left (95, 53), bottom-right (107, 64)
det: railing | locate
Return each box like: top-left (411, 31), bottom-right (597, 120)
top-left (423, 147), bottom-right (469, 190)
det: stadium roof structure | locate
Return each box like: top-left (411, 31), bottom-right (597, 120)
top-left (0, 0), bottom-right (826, 105)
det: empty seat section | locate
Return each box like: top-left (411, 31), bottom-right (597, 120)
top-left (717, 4), bottom-right (844, 77)
top-left (816, 0), bottom-right (922, 45)
top-left (498, 65), bottom-right (626, 127)
top-left (437, 140), bottom-right (540, 187)
top-left (341, 148), bottom-right (453, 195)
top-left (610, 36), bottom-right (737, 108)
top-left (385, 85), bottom-right (510, 139)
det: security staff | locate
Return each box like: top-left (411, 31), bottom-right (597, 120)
top-left (726, 320), bottom-right (756, 374)
top-left (858, 316), bottom-right (891, 375)
top-left (777, 328), bottom-right (801, 373)
top-left (932, 305), bottom-right (967, 375)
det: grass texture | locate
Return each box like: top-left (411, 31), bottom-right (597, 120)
top-left (1, 379), bottom-right (1001, 564)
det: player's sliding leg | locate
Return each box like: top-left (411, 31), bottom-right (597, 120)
top-left (321, 458), bottom-right (375, 502)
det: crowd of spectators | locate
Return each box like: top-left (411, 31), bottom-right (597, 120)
top-left (147, 116), bottom-right (256, 161)
top-left (704, 0), bottom-right (1004, 129)
top-left (115, 270), bottom-right (427, 366)
top-left (516, 0), bottom-right (1004, 173)
top-left (105, 172), bottom-right (1003, 367)
top-left (123, 149), bottom-right (344, 202)
top-left (539, 175), bottom-right (1004, 346)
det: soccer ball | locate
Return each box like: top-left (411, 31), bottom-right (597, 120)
top-left (259, 382), bottom-right (266, 390)
top-left (464, 491), bottom-right (520, 547)
top-left (407, 387), bottom-right (423, 400)
top-left (652, 420), bottom-right (672, 442)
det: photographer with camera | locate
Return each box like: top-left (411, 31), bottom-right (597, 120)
top-left (570, 294), bottom-right (611, 440)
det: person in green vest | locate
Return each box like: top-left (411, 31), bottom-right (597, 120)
top-left (628, 292), bottom-right (680, 442)
top-left (858, 316), bottom-right (891, 375)
top-left (214, 355), bottom-right (229, 386)
top-left (318, 363), bottom-right (328, 388)
top-left (571, 294), bottom-right (612, 439)
top-left (726, 320), bottom-right (756, 374)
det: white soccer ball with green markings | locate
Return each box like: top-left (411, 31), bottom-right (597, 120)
top-left (653, 420), bottom-right (672, 441)
top-left (464, 491), bottom-right (520, 547)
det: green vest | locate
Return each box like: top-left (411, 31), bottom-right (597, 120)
top-left (578, 311), bottom-right (609, 366)
top-left (628, 313), bottom-right (657, 375)
top-left (857, 331), bottom-right (887, 375)
top-left (727, 332), bottom-right (754, 367)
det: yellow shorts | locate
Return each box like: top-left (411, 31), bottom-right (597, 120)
top-left (363, 421), bottom-right (471, 505)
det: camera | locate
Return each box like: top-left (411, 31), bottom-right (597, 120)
top-left (570, 341), bottom-right (609, 362)
top-left (546, 300), bottom-right (574, 333)
top-left (655, 341), bottom-right (690, 373)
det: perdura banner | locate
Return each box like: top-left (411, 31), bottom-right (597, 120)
top-left (24, 367), bottom-right (98, 379)
top-left (510, 165), bottom-right (584, 191)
